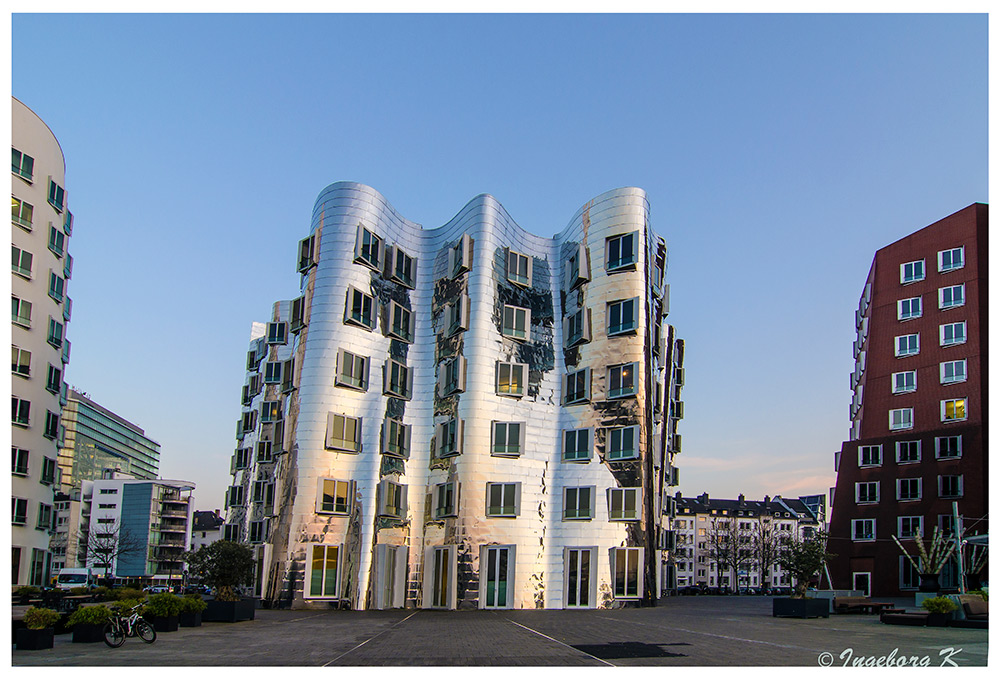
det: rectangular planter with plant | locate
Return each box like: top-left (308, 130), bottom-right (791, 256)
top-left (66, 605), bottom-right (113, 643)
top-left (178, 595), bottom-right (208, 627)
top-left (144, 593), bottom-right (183, 632)
top-left (16, 607), bottom-right (61, 651)
top-left (920, 596), bottom-right (957, 627)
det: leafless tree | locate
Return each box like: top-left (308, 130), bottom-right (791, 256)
top-left (751, 515), bottom-right (785, 591)
top-left (83, 520), bottom-right (144, 582)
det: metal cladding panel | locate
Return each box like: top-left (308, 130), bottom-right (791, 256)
top-left (245, 183), bottom-right (677, 609)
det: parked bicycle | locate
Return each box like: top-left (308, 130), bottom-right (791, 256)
top-left (103, 603), bottom-right (156, 647)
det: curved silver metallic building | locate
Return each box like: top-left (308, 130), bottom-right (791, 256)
top-left (227, 182), bottom-right (684, 609)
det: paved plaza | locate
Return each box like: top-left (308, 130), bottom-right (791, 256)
top-left (12, 596), bottom-right (988, 667)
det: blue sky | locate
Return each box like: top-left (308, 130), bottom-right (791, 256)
top-left (10, 13), bottom-right (987, 512)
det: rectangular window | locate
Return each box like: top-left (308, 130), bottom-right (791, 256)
top-left (446, 295), bottom-right (469, 335)
top-left (281, 359), bottom-right (294, 393)
top-left (941, 398), bottom-right (966, 422)
top-left (501, 304), bottom-right (530, 341)
top-left (12, 346), bottom-right (31, 377)
top-left (345, 287), bottom-right (376, 330)
top-left (12, 197), bottom-right (33, 231)
top-left (855, 481), bottom-right (879, 504)
top-left (377, 480), bottom-right (408, 519)
top-left (385, 245), bottom-right (416, 288)
top-left (47, 317), bottom-right (63, 349)
top-left (897, 296), bottom-right (921, 320)
top-left (940, 359), bottom-right (967, 385)
top-left (566, 243), bottom-right (590, 289)
top-left (226, 485), bottom-right (245, 507)
top-left (607, 298), bottom-right (638, 335)
top-left (12, 296), bottom-right (32, 328)
top-left (495, 362), bottom-right (526, 397)
top-left (11, 245), bottom-right (32, 279)
top-left (939, 322), bottom-right (966, 347)
top-left (607, 425), bottom-right (638, 460)
top-left (439, 355), bottom-right (466, 396)
top-left (47, 179), bottom-right (65, 212)
top-left (449, 233), bottom-right (473, 277)
top-left (36, 503), bottom-right (53, 531)
top-left (12, 148), bottom-right (34, 181)
top-left (48, 226), bottom-right (65, 258)
top-left (896, 440), bottom-right (920, 464)
top-left (383, 359), bottom-right (412, 399)
top-left (898, 516), bottom-right (923, 539)
top-left (45, 364), bottom-right (61, 394)
top-left (325, 412), bottom-right (362, 453)
top-left (608, 362), bottom-right (638, 398)
top-left (248, 520), bottom-right (268, 543)
top-left (297, 235), bottom-right (316, 272)
top-left (256, 441), bottom-right (273, 463)
top-left (900, 259), bottom-right (925, 284)
top-left (382, 418), bottom-right (411, 459)
top-left (607, 232), bottom-right (638, 272)
top-left (897, 477), bottom-right (922, 501)
top-left (263, 361), bottom-right (282, 384)
top-left (492, 421), bottom-right (525, 457)
top-left (935, 435), bottom-right (962, 459)
top-left (564, 368), bottom-right (591, 404)
top-left (891, 371), bottom-right (916, 394)
top-left (563, 428), bottom-right (592, 462)
top-left (939, 475), bottom-right (963, 498)
top-left (564, 307), bottom-right (591, 347)
top-left (895, 333), bottom-right (919, 357)
top-left (852, 518), bottom-right (875, 541)
top-left (507, 250), bottom-right (531, 287)
top-left (12, 397), bottom-right (30, 427)
top-left (437, 419), bottom-right (463, 457)
top-left (563, 486), bottom-right (594, 520)
top-left (12, 447), bottom-right (29, 476)
top-left (317, 479), bottom-right (352, 514)
top-left (308, 544), bottom-right (341, 598)
top-left (354, 226), bottom-right (382, 270)
top-left (433, 482), bottom-right (457, 519)
top-left (260, 400), bottom-right (282, 423)
top-left (938, 284), bottom-right (965, 309)
top-left (612, 547), bottom-right (643, 598)
top-left (12, 497), bottom-right (28, 525)
top-left (290, 296), bottom-right (306, 332)
top-left (387, 301), bottom-right (414, 343)
top-left (335, 349), bottom-right (368, 391)
top-left (48, 271), bottom-right (65, 303)
top-left (486, 482), bottom-right (520, 517)
top-left (938, 247), bottom-right (965, 273)
top-left (266, 321), bottom-right (287, 345)
top-left (222, 524), bottom-right (240, 541)
top-left (608, 487), bottom-right (640, 520)
top-left (889, 408), bottom-right (913, 431)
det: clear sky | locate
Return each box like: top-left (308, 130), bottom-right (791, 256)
top-left (9, 12), bottom-right (987, 513)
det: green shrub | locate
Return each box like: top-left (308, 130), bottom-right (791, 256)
top-left (92, 586), bottom-right (111, 600)
top-left (66, 605), bottom-right (112, 627)
top-left (69, 587), bottom-right (91, 596)
top-left (15, 585), bottom-right (42, 597)
top-left (144, 592), bottom-right (183, 617)
top-left (967, 589), bottom-right (988, 601)
top-left (179, 595), bottom-right (208, 614)
top-left (23, 607), bottom-right (62, 630)
top-left (920, 596), bottom-right (958, 614)
top-left (112, 598), bottom-right (145, 613)
top-left (112, 587), bottom-right (146, 601)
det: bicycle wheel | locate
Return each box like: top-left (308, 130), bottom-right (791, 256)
top-left (135, 620), bottom-right (157, 643)
top-left (103, 621), bottom-right (126, 648)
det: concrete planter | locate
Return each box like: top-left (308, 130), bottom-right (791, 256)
top-left (203, 598), bottom-right (256, 623)
top-left (773, 598), bottom-right (830, 619)
top-left (926, 612), bottom-right (952, 627)
top-left (151, 615), bottom-right (180, 632)
top-left (178, 611), bottom-right (203, 627)
top-left (71, 623), bottom-right (105, 643)
top-left (16, 628), bottom-right (54, 651)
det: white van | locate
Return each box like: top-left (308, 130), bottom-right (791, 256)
top-left (55, 568), bottom-right (96, 590)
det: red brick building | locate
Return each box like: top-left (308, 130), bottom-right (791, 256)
top-left (828, 203), bottom-right (988, 596)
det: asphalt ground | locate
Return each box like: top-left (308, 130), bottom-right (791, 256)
top-left (11, 595), bottom-right (989, 667)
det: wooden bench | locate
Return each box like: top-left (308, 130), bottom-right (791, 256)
top-left (834, 596), bottom-right (871, 613)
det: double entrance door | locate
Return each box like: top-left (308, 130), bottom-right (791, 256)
top-left (481, 545), bottom-right (514, 609)
top-left (565, 547), bottom-right (594, 608)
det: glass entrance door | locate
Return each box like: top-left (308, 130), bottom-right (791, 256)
top-left (432, 547), bottom-right (450, 608)
top-left (566, 548), bottom-right (592, 608)
top-left (483, 546), bottom-right (510, 608)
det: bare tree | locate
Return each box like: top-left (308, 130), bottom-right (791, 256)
top-left (707, 516), bottom-right (750, 591)
top-left (751, 516), bottom-right (784, 592)
top-left (83, 521), bottom-right (144, 582)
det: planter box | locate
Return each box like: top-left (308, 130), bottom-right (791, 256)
top-left (178, 611), bottom-right (203, 627)
top-left (773, 598), bottom-right (830, 619)
top-left (203, 598), bottom-right (256, 623)
top-left (71, 623), bottom-right (106, 643)
top-left (151, 615), bottom-right (180, 632)
top-left (926, 612), bottom-right (952, 627)
top-left (16, 628), bottom-right (54, 651)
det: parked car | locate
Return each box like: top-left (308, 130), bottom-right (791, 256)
top-left (144, 585), bottom-right (171, 594)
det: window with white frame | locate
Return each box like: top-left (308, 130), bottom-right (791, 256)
top-left (12, 296), bottom-right (32, 328)
top-left (941, 398), bottom-right (966, 422)
top-left (896, 440), bottom-right (920, 464)
top-left (336, 349), bottom-right (368, 391)
top-left (48, 271), bottom-right (65, 303)
top-left (938, 284), bottom-right (965, 309)
top-left (48, 226), bottom-right (65, 258)
top-left (564, 307), bottom-right (591, 346)
top-left (433, 482), bottom-right (457, 518)
top-left (12, 397), bottom-right (30, 427)
top-left (263, 361), bottom-right (282, 384)
top-left (382, 418), bottom-right (411, 459)
top-left (233, 447), bottom-right (251, 470)
top-left (47, 179), bottom-right (65, 212)
top-left (563, 486), bottom-right (594, 520)
top-left (855, 481), bottom-right (879, 504)
top-left (12, 346), bottom-right (30, 378)
top-left (611, 547), bottom-right (643, 598)
top-left (47, 317), bottom-right (63, 349)
top-left (607, 425), bottom-right (638, 460)
top-left (12, 148), bottom-right (34, 181)
top-left (939, 475), bottom-right (963, 498)
top-left (317, 478), bottom-right (352, 514)
top-left (889, 408), bottom-right (913, 431)
top-left (36, 503), bottom-right (53, 531)
top-left (486, 482), bottom-right (520, 517)
top-left (897, 477), bottom-right (921, 501)
top-left (492, 421), bottom-right (525, 457)
top-left (377, 479), bottom-right (407, 519)
top-left (496, 361), bottom-right (526, 397)
top-left (507, 249), bottom-right (531, 287)
top-left (897, 297), bottom-right (922, 321)
top-left (895, 333), bottom-right (919, 357)
top-left (386, 245), bottom-right (416, 288)
top-left (223, 524), bottom-right (240, 541)
top-left (436, 419), bottom-right (463, 457)
top-left (346, 287), bottom-right (376, 330)
top-left (256, 441), bottom-right (273, 463)
top-left (40, 457), bottom-right (56, 485)
top-left (940, 359), bottom-right (967, 385)
top-left (446, 295), bottom-right (469, 335)
top-left (563, 428), bottom-right (591, 462)
top-left (566, 243), bottom-right (589, 289)
top-left (325, 412), bottom-right (362, 452)
top-left (939, 321), bottom-right (966, 347)
top-left (266, 321), bottom-right (287, 345)
top-left (449, 233), bottom-right (472, 277)
top-left (890, 370), bottom-right (917, 395)
top-left (248, 520), bottom-right (268, 543)
top-left (938, 247), bottom-right (964, 273)
top-left (898, 516), bottom-right (923, 539)
top-left (12, 245), bottom-right (32, 279)
top-left (297, 235), bottom-right (316, 272)
top-left (354, 226), bottom-right (381, 270)
top-left (383, 359), bottom-right (412, 399)
top-left (852, 518), bottom-right (875, 541)
top-left (12, 447), bottom-right (29, 476)
top-left (439, 355), bottom-right (466, 396)
top-left (935, 435), bottom-right (962, 459)
top-left (12, 497), bottom-right (28, 525)
top-left (387, 301), bottom-right (415, 343)
top-left (226, 485), bottom-right (245, 507)
top-left (564, 367), bottom-right (590, 404)
top-left (308, 544), bottom-right (341, 598)
top-left (938, 515), bottom-right (955, 537)
top-left (608, 487), bottom-right (640, 520)
top-left (260, 400), bottom-right (281, 423)
top-left (502, 304), bottom-right (530, 341)
top-left (607, 298), bottom-right (638, 335)
top-left (607, 232), bottom-right (638, 272)
top-left (607, 362), bottom-right (638, 398)
top-left (900, 260), bottom-right (925, 284)
top-left (12, 197), bottom-right (33, 230)
top-left (858, 445), bottom-right (881, 467)
top-left (290, 295), bottom-right (306, 332)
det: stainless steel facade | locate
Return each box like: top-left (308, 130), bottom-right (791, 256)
top-left (227, 183), bottom-right (684, 609)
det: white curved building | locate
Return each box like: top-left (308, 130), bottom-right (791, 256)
top-left (227, 183), bottom-right (684, 609)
